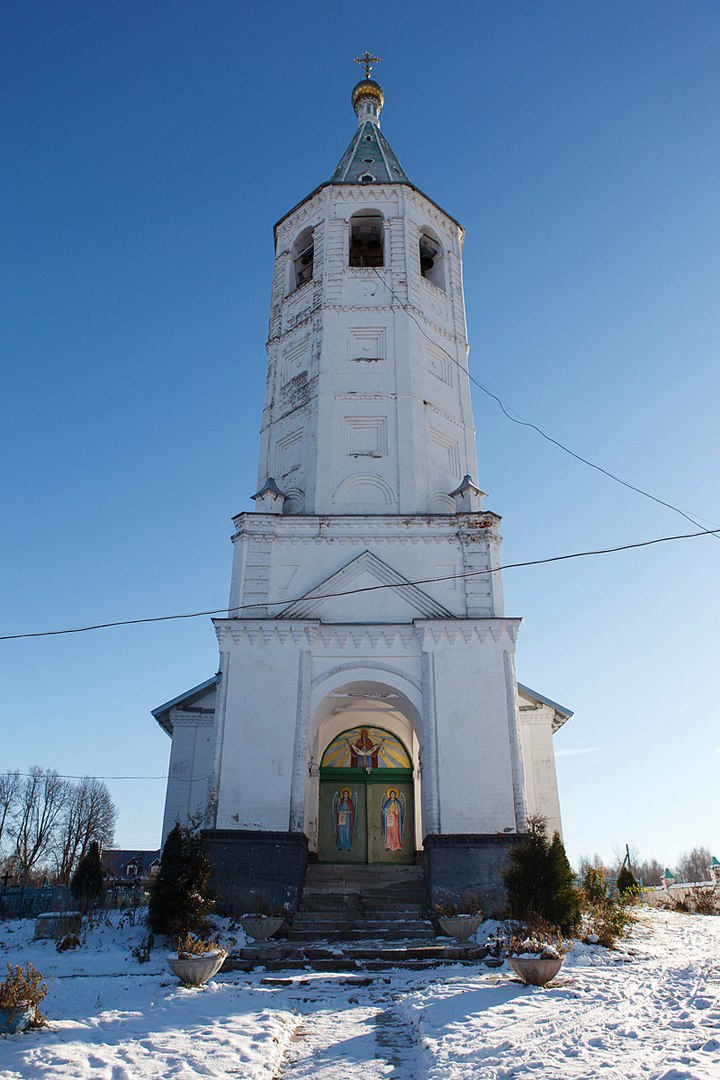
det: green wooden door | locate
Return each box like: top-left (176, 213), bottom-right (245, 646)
top-left (317, 725), bottom-right (415, 865)
top-left (317, 782), bottom-right (367, 863)
top-left (318, 777), bottom-right (414, 864)
top-left (367, 780), bottom-right (415, 864)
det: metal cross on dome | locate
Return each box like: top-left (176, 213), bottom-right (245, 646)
top-left (354, 51), bottom-right (381, 79)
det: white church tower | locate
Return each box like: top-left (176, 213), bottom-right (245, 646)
top-left (153, 58), bottom-right (572, 913)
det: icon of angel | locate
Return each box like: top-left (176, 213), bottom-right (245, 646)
top-left (381, 788), bottom-right (405, 851)
top-left (332, 787), bottom-right (357, 851)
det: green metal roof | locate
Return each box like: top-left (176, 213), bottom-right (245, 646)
top-left (331, 119), bottom-right (408, 184)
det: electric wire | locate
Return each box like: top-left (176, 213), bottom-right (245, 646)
top-left (371, 267), bottom-right (720, 539)
top-left (1, 524), bottom-right (717, 642)
top-left (10, 772), bottom-right (173, 781)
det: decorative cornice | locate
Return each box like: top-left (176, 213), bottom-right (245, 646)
top-left (422, 399), bottom-right (468, 432)
top-left (414, 618), bottom-right (521, 648)
top-left (169, 710), bottom-right (216, 729)
top-left (231, 512), bottom-right (498, 541)
top-left (213, 620), bottom-right (319, 647)
top-left (315, 625), bottom-right (419, 650)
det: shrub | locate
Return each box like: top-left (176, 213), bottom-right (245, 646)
top-left (616, 866), bottom-right (638, 895)
top-left (71, 840), bottom-right (104, 911)
top-left (131, 933), bottom-right (154, 964)
top-left (580, 867), bottom-right (637, 947)
top-left (56, 934), bottom-right (81, 953)
top-left (434, 891), bottom-right (483, 917)
top-left (176, 931), bottom-right (221, 958)
top-left (148, 823), bottom-right (214, 937)
top-left (503, 814), bottom-right (581, 934)
top-left (582, 866), bottom-right (608, 905)
top-left (0, 963), bottom-right (48, 1026)
top-left (503, 914), bottom-right (570, 959)
top-left (659, 886), bottom-right (720, 916)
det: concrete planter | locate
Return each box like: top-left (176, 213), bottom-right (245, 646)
top-left (167, 949), bottom-right (227, 987)
top-left (508, 955), bottom-right (564, 986)
top-left (34, 912), bottom-right (82, 940)
top-left (0, 1005), bottom-right (37, 1035)
top-left (438, 915), bottom-right (483, 942)
top-left (240, 916), bottom-right (285, 941)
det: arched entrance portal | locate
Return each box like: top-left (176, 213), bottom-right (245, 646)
top-left (317, 725), bottom-right (415, 864)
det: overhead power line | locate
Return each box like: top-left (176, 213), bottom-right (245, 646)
top-left (371, 267), bottom-right (720, 539)
top-left (1, 525), bottom-right (717, 643)
top-left (10, 771), bottom-right (172, 781)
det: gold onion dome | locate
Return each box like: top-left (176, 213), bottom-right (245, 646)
top-left (352, 78), bottom-right (384, 111)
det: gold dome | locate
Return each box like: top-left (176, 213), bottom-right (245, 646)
top-left (351, 79), bottom-right (385, 111)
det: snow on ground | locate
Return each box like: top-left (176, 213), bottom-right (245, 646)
top-left (0, 908), bottom-right (718, 1078)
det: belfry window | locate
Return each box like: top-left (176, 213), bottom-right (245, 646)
top-left (419, 228), bottom-right (445, 290)
top-left (349, 210), bottom-right (384, 267)
top-left (291, 227), bottom-right (314, 290)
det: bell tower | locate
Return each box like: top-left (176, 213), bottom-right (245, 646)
top-left (153, 59), bottom-right (571, 916)
top-left (256, 62), bottom-right (481, 519)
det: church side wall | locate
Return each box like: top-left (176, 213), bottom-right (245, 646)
top-left (213, 622), bottom-right (317, 831)
top-left (519, 707), bottom-right (563, 838)
top-left (161, 713), bottom-right (214, 841)
top-left (419, 622), bottom-right (522, 834)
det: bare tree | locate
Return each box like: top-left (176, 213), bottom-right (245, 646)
top-left (11, 767), bottom-right (69, 879)
top-left (55, 777), bottom-right (117, 883)
top-left (578, 853), bottom-right (611, 877)
top-left (675, 846), bottom-right (713, 884)
top-left (0, 770), bottom-right (21, 853)
top-left (635, 857), bottom-right (663, 886)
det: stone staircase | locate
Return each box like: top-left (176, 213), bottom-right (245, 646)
top-left (228, 863), bottom-right (489, 972)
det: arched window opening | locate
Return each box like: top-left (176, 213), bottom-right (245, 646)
top-left (349, 210), bottom-right (384, 267)
top-left (291, 227), bottom-right (314, 290)
top-left (419, 229), bottom-right (445, 290)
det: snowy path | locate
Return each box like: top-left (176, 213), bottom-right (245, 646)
top-left (269, 976), bottom-right (420, 1078)
top-left (396, 911), bottom-right (720, 1079)
top-left (0, 910), bottom-right (718, 1078)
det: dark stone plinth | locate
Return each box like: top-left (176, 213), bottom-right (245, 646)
top-left (423, 833), bottom-right (522, 917)
top-left (202, 829), bottom-right (309, 916)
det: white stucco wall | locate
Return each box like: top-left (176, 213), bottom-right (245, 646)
top-left (258, 183), bottom-right (480, 518)
top-left (518, 694), bottom-right (564, 838)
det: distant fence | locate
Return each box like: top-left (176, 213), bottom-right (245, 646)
top-left (644, 881), bottom-right (719, 907)
top-left (0, 883), bottom-right (150, 918)
top-left (0, 885), bottom-right (72, 918)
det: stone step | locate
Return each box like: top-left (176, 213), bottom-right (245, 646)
top-left (292, 914), bottom-right (430, 930)
top-left (301, 879), bottom-right (426, 892)
top-left (236, 942), bottom-right (488, 962)
top-left (284, 926), bottom-right (436, 942)
top-left (228, 956), bottom-right (488, 973)
top-left (227, 940), bottom-right (490, 972)
top-left (306, 864), bottom-right (424, 877)
top-left (298, 898), bottom-right (427, 913)
top-left (302, 882), bottom-right (426, 894)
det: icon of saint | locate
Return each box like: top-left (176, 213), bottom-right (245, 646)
top-left (332, 788), bottom-right (357, 851)
top-left (381, 788), bottom-right (405, 851)
top-left (346, 728), bottom-right (385, 770)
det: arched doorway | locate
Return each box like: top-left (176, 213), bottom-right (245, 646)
top-left (317, 725), bottom-right (415, 864)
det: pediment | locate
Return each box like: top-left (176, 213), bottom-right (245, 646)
top-left (279, 551), bottom-right (453, 622)
top-left (517, 682), bottom-right (573, 732)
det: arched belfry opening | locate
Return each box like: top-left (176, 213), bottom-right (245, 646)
top-left (349, 209), bottom-right (384, 267)
top-left (290, 226), bottom-right (314, 290)
top-left (419, 227), bottom-right (445, 290)
top-left (306, 679), bottom-right (422, 865)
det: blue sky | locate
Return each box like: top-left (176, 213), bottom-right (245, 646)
top-left (2, 1), bottom-right (718, 870)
